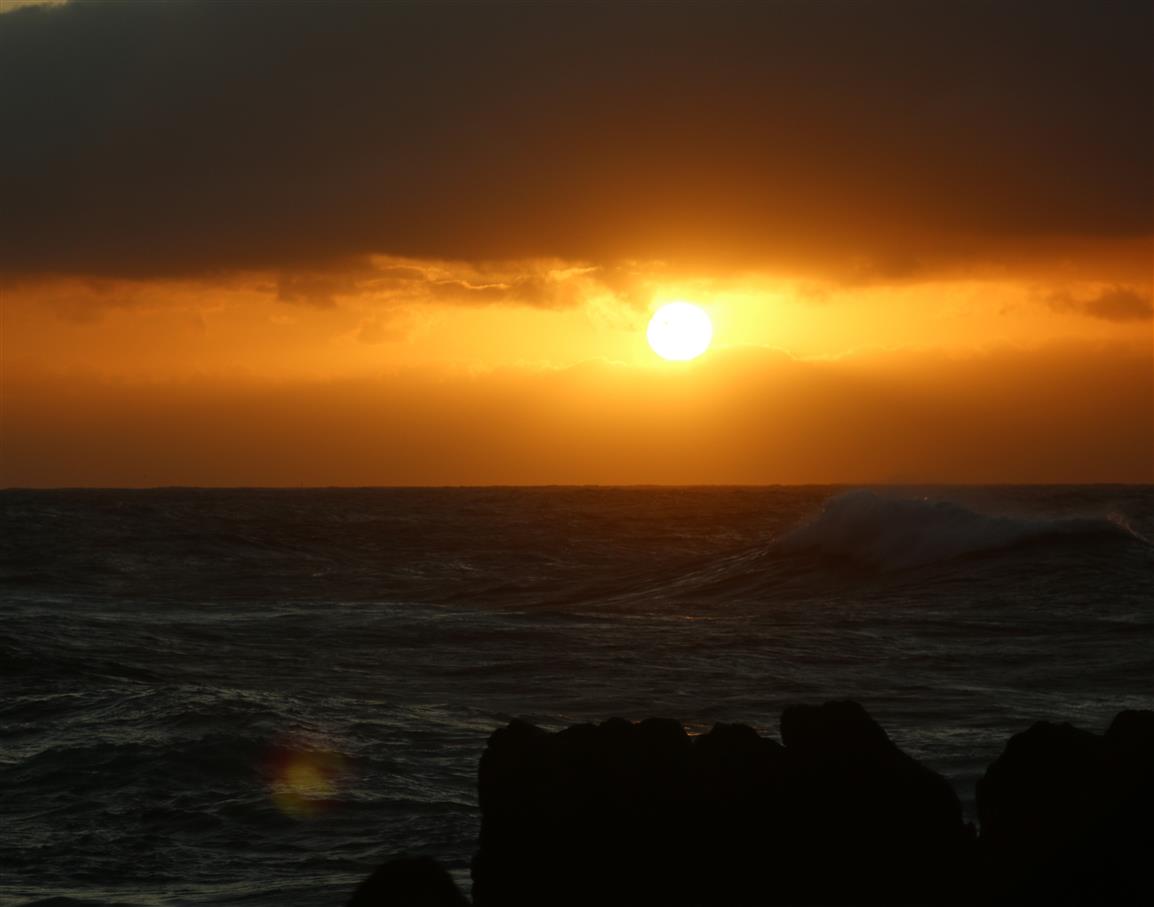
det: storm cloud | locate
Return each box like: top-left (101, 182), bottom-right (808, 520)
top-left (1, 0), bottom-right (1150, 283)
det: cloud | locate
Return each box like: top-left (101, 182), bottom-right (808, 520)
top-left (0, 257), bottom-right (658, 322)
top-left (1082, 288), bottom-right (1154, 322)
top-left (1045, 285), bottom-right (1154, 322)
top-left (1, 0), bottom-right (1149, 285)
top-left (267, 257), bottom-right (659, 310)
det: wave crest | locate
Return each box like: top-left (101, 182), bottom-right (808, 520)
top-left (771, 490), bottom-right (1146, 571)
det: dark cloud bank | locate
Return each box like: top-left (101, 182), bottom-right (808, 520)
top-left (1, 0), bottom-right (1150, 282)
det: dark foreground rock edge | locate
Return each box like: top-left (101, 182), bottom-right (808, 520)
top-left (349, 702), bottom-right (1153, 906)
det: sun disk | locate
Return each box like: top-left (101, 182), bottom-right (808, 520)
top-left (647, 302), bottom-right (713, 361)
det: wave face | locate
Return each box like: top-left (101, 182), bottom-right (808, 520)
top-left (770, 490), bottom-right (1148, 571)
top-left (1, 485), bottom-right (1152, 906)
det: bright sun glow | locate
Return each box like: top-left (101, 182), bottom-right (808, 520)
top-left (646, 301), bottom-right (713, 361)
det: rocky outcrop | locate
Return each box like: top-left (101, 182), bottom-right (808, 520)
top-left (346, 854), bottom-right (469, 906)
top-left (776, 701), bottom-right (974, 904)
top-left (471, 702), bottom-right (971, 905)
top-left (977, 710), bottom-right (1154, 904)
top-left (471, 716), bottom-right (703, 905)
top-left (350, 702), bottom-right (1153, 905)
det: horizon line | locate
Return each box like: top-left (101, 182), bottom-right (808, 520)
top-left (3, 481), bottom-right (1152, 492)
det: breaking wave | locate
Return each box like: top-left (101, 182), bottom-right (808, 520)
top-left (770, 490), bottom-right (1148, 571)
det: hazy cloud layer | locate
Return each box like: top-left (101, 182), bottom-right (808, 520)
top-left (1045, 285), bottom-right (1154, 322)
top-left (2, 0), bottom-right (1150, 283)
top-left (4, 342), bottom-right (1150, 485)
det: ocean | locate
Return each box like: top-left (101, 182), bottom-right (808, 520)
top-left (1, 486), bottom-right (1151, 906)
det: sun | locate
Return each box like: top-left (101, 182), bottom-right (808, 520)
top-left (647, 301), bottom-right (713, 361)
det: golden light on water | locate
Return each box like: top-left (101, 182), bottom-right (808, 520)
top-left (647, 301), bottom-right (713, 361)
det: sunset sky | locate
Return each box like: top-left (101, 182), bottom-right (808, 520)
top-left (1, 0), bottom-right (1150, 485)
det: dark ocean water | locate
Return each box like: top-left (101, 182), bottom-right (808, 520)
top-left (2, 486), bottom-right (1152, 906)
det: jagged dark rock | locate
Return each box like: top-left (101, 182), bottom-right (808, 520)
top-left (472, 715), bottom-right (698, 905)
top-left (777, 701), bottom-right (973, 905)
top-left (346, 854), bottom-right (469, 906)
top-left (977, 710), bottom-right (1154, 905)
top-left (471, 701), bottom-right (969, 905)
top-left (350, 703), bottom-right (1152, 906)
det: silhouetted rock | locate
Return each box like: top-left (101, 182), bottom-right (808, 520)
top-left (340, 704), bottom-right (1154, 906)
top-left (977, 710), bottom-right (1154, 904)
top-left (685, 721), bottom-right (786, 905)
top-left (472, 715), bottom-right (697, 905)
top-left (471, 701), bottom-right (970, 905)
top-left (777, 701), bottom-right (973, 904)
top-left (347, 855), bottom-right (469, 906)
top-left (1105, 709), bottom-right (1154, 778)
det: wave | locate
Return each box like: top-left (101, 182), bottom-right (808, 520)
top-left (770, 490), bottom-right (1148, 571)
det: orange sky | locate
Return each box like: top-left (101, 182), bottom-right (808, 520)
top-left (1, 1), bottom-right (1151, 485)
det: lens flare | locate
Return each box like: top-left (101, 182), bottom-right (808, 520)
top-left (266, 743), bottom-right (346, 820)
